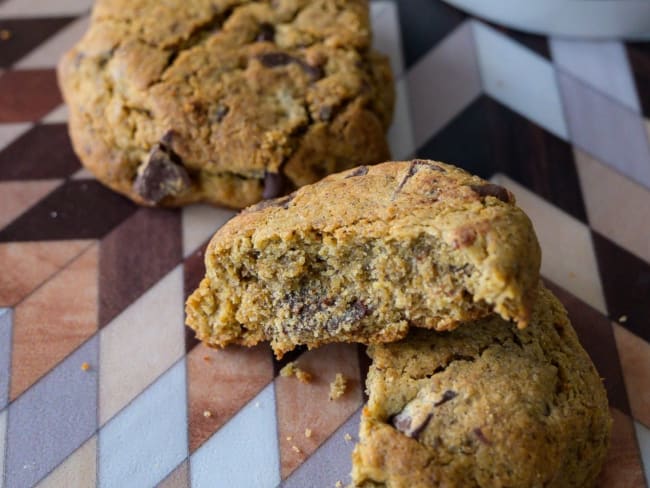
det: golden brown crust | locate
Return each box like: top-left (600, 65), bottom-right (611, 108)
top-left (351, 285), bottom-right (611, 488)
top-left (58, 0), bottom-right (394, 207)
top-left (186, 160), bottom-right (541, 357)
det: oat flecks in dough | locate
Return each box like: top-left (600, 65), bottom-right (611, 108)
top-left (57, 0), bottom-right (394, 208)
top-left (350, 286), bottom-right (612, 488)
top-left (185, 160), bottom-right (541, 357)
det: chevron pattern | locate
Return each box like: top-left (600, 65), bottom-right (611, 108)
top-left (0, 1), bottom-right (649, 487)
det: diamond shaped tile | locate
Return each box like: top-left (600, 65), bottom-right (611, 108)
top-left (190, 383), bottom-right (280, 488)
top-left (98, 360), bottom-right (187, 488)
top-left (0, 70), bottom-right (61, 122)
top-left (5, 335), bottom-right (98, 488)
top-left (10, 243), bottom-right (98, 400)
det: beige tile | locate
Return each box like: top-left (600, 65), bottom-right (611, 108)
top-left (17, 15), bottom-right (90, 69)
top-left (0, 239), bottom-right (92, 306)
top-left (10, 244), bottom-right (98, 399)
top-left (613, 324), bottom-right (650, 428)
top-left (0, 179), bottom-right (61, 230)
top-left (575, 148), bottom-right (650, 263)
top-left (36, 435), bottom-right (96, 488)
top-left (99, 266), bottom-right (185, 425)
top-left (598, 408), bottom-right (645, 487)
top-left (492, 174), bottom-right (607, 314)
top-left (181, 205), bottom-right (236, 258)
top-left (187, 343), bottom-right (273, 453)
top-left (157, 460), bottom-right (189, 488)
top-left (275, 344), bottom-right (363, 479)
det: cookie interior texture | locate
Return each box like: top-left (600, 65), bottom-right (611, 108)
top-left (58, 0), bottom-right (394, 207)
top-left (350, 285), bottom-right (611, 488)
top-left (185, 161), bottom-right (541, 357)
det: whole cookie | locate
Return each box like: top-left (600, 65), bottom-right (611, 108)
top-left (58, 0), bottom-right (394, 207)
top-left (186, 160), bottom-right (541, 357)
top-left (351, 285), bottom-right (611, 488)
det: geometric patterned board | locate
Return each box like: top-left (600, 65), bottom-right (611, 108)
top-left (0, 0), bottom-right (649, 486)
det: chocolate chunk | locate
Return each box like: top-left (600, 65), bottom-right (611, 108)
top-left (256, 22), bottom-right (275, 42)
top-left (262, 171), bottom-right (292, 199)
top-left (318, 106), bottom-right (332, 121)
top-left (247, 193), bottom-right (295, 213)
top-left (392, 412), bottom-right (433, 440)
top-left (297, 60), bottom-right (324, 81)
top-left (433, 390), bottom-right (457, 407)
top-left (345, 166), bottom-right (369, 178)
top-left (212, 104), bottom-right (229, 123)
top-left (160, 129), bottom-right (177, 147)
top-left (473, 427), bottom-right (492, 445)
top-left (413, 159), bottom-right (445, 172)
top-left (133, 144), bottom-right (191, 204)
top-left (469, 183), bottom-right (512, 203)
top-left (258, 52), bottom-right (293, 67)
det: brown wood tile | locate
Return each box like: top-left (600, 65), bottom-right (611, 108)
top-left (10, 244), bottom-right (98, 400)
top-left (0, 70), bottom-right (62, 122)
top-left (98, 207), bottom-right (181, 327)
top-left (275, 343), bottom-right (363, 479)
top-left (613, 324), bottom-right (650, 428)
top-left (187, 343), bottom-right (273, 453)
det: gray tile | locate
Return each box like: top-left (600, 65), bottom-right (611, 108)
top-left (550, 38), bottom-right (640, 113)
top-left (406, 21), bottom-right (481, 149)
top-left (558, 71), bottom-right (650, 189)
top-left (283, 407), bottom-right (362, 488)
top-left (5, 335), bottom-right (98, 488)
top-left (0, 309), bottom-right (11, 410)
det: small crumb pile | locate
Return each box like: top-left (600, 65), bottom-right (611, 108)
top-left (80, 362), bottom-right (90, 371)
top-left (335, 481), bottom-right (343, 488)
top-left (344, 433), bottom-right (353, 442)
top-left (329, 373), bottom-right (347, 400)
top-left (305, 428), bottom-right (312, 438)
top-left (280, 361), bottom-right (312, 383)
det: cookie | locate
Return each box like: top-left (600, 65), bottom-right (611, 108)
top-left (351, 285), bottom-right (611, 488)
top-left (185, 160), bottom-right (541, 357)
top-left (58, 0), bottom-right (394, 208)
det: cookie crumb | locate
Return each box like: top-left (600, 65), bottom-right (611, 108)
top-left (618, 315), bottom-right (628, 323)
top-left (0, 29), bottom-right (11, 41)
top-left (280, 361), bottom-right (312, 383)
top-left (286, 436), bottom-right (292, 441)
top-left (80, 362), bottom-right (90, 371)
top-left (335, 481), bottom-right (343, 488)
top-left (203, 356), bottom-right (211, 361)
top-left (305, 428), bottom-right (312, 438)
top-left (50, 211), bottom-right (58, 218)
top-left (329, 373), bottom-right (347, 400)
top-left (291, 445), bottom-right (301, 454)
top-left (344, 433), bottom-right (353, 442)
top-left (203, 410), bottom-right (212, 418)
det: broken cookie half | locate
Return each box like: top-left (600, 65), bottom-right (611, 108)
top-left (351, 285), bottom-right (611, 488)
top-left (185, 160), bottom-right (541, 358)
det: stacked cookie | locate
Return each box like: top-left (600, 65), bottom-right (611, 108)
top-left (186, 161), bottom-right (611, 487)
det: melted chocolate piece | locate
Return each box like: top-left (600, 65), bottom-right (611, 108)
top-left (212, 104), bottom-right (229, 122)
top-left (133, 144), bottom-right (190, 204)
top-left (345, 166), bottom-right (369, 178)
top-left (473, 427), bottom-right (492, 445)
top-left (257, 52), bottom-right (324, 80)
top-left (469, 183), bottom-right (512, 203)
top-left (247, 193), bottom-right (295, 213)
top-left (258, 52), bottom-right (293, 67)
top-left (318, 106), bottom-right (332, 121)
top-left (256, 22), bottom-right (275, 42)
top-left (433, 390), bottom-right (457, 407)
top-left (262, 171), bottom-right (293, 199)
top-left (391, 412), bottom-right (433, 440)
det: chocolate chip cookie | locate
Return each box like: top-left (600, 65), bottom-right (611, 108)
top-left (185, 160), bottom-right (541, 357)
top-left (58, 0), bottom-right (394, 207)
top-left (351, 285), bottom-right (611, 488)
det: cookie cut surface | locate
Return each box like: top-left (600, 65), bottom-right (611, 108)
top-left (186, 160), bottom-right (541, 357)
top-left (351, 285), bottom-right (611, 488)
top-left (58, 0), bottom-right (394, 207)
